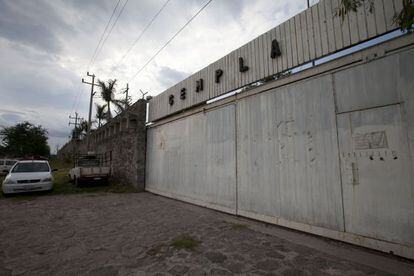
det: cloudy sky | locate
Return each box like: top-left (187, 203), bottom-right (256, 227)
top-left (0, 0), bottom-right (317, 153)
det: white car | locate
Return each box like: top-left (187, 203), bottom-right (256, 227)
top-left (0, 159), bottom-right (18, 176)
top-left (2, 160), bottom-right (55, 195)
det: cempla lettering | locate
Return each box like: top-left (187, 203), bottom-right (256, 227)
top-left (169, 39), bottom-right (282, 105)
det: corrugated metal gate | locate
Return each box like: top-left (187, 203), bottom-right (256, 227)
top-left (145, 0), bottom-right (414, 259)
top-left (146, 41), bottom-right (414, 259)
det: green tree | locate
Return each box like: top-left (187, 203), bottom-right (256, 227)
top-left (71, 127), bottom-right (81, 140)
top-left (112, 98), bottom-right (130, 115)
top-left (395, 0), bottom-right (414, 31)
top-left (95, 103), bottom-right (107, 127)
top-left (0, 122), bottom-right (50, 157)
top-left (338, 0), bottom-right (413, 32)
top-left (79, 121), bottom-right (89, 135)
top-left (71, 120), bottom-right (88, 140)
top-left (98, 79), bottom-right (117, 119)
top-left (97, 79), bottom-right (130, 118)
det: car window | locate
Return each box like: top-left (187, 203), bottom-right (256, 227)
top-left (0, 160), bottom-right (4, 165)
top-left (12, 162), bottom-right (50, 173)
top-left (6, 160), bottom-right (17, 166)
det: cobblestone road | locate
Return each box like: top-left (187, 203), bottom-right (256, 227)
top-left (0, 192), bottom-right (413, 275)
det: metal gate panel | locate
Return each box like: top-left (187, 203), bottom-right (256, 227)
top-left (146, 104), bottom-right (237, 213)
top-left (337, 104), bottom-right (414, 245)
top-left (237, 75), bottom-right (344, 231)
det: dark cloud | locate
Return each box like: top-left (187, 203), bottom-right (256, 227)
top-left (0, 46), bottom-right (80, 111)
top-left (0, 0), bottom-right (75, 53)
top-left (0, 18), bottom-right (61, 53)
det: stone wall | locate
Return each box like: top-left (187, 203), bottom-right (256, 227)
top-left (58, 99), bottom-right (147, 189)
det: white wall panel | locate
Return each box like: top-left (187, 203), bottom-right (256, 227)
top-left (397, 48), bottom-right (414, 179)
top-left (334, 53), bottom-right (401, 113)
top-left (338, 105), bottom-right (414, 245)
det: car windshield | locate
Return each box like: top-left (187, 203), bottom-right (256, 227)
top-left (12, 162), bottom-right (50, 173)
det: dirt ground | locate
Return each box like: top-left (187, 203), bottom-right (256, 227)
top-left (0, 192), bottom-right (413, 276)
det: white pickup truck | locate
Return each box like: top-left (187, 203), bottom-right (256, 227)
top-left (69, 154), bottom-right (110, 186)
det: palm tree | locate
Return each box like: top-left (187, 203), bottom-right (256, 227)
top-left (98, 79), bottom-right (117, 119)
top-left (79, 120), bottom-right (89, 138)
top-left (112, 98), bottom-right (130, 115)
top-left (95, 104), bottom-right (107, 127)
top-left (72, 120), bottom-right (88, 140)
top-left (72, 127), bottom-right (81, 140)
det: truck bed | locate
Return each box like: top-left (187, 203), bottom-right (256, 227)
top-left (70, 166), bottom-right (110, 180)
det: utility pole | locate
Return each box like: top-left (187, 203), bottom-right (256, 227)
top-left (69, 112), bottom-right (84, 139)
top-left (120, 83), bottom-right (130, 109)
top-left (69, 112), bottom-right (83, 158)
top-left (82, 72), bottom-right (100, 151)
top-left (124, 83), bottom-right (129, 104)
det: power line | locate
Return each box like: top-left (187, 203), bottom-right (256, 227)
top-left (110, 0), bottom-right (171, 77)
top-left (72, 0), bottom-right (121, 115)
top-left (87, 0), bottom-right (122, 71)
top-left (74, 85), bottom-right (88, 117)
top-left (73, 0), bottom-right (128, 116)
top-left (90, 0), bottom-right (130, 69)
top-left (71, 82), bottom-right (83, 115)
top-left (128, 0), bottom-right (213, 82)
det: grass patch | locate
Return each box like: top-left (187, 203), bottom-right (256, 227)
top-left (170, 235), bottom-right (200, 251)
top-left (231, 223), bottom-right (248, 230)
top-left (0, 158), bottom-right (141, 199)
top-left (49, 158), bottom-right (73, 170)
